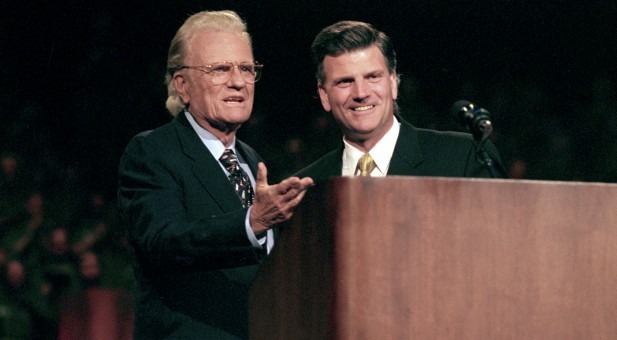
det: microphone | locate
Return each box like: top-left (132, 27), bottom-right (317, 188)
top-left (451, 100), bottom-right (505, 178)
top-left (451, 100), bottom-right (493, 142)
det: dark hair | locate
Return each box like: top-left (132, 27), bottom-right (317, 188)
top-left (311, 21), bottom-right (397, 85)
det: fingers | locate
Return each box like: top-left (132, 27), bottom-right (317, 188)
top-left (251, 174), bottom-right (314, 230)
top-left (300, 177), bottom-right (315, 188)
top-left (278, 179), bottom-right (315, 211)
top-left (276, 176), bottom-right (314, 193)
top-left (292, 187), bottom-right (309, 205)
top-left (274, 180), bottom-right (312, 204)
top-left (256, 162), bottom-right (268, 188)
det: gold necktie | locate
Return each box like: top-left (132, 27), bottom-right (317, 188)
top-left (356, 153), bottom-right (377, 176)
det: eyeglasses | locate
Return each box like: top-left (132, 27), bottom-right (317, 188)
top-left (179, 61), bottom-right (263, 85)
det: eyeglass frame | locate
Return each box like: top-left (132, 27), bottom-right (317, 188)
top-left (177, 61), bottom-right (263, 85)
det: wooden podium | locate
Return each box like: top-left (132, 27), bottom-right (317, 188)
top-left (250, 177), bottom-right (617, 339)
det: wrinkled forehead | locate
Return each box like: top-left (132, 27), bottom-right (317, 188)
top-left (186, 30), bottom-right (253, 64)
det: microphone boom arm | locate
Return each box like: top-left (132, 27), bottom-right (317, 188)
top-left (451, 100), bottom-right (505, 178)
top-left (475, 117), bottom-right (505, 178)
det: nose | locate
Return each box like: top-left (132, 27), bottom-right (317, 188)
top-left (226, 65), bottom-right (246, 87)
top-left (351, 79), bottom-right (370, 101)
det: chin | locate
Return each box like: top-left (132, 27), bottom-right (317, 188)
top-left (350, 121), bottom-right (380, 134)
top-left (224, 111), bottom-right (251, 122)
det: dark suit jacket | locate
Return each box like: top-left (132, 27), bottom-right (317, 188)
top-left (118, 112), bottom-right (265, 339)
top-left (296, 115), bottom-right (504, 180)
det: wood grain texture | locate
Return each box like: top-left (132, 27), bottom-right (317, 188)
top-left (250, 177), bottom-right (617, 339)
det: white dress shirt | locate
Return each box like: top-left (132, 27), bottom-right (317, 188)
top-left (342, 117), bottom-right (401, 177)
top-left (185, 111), bottom-right (273, 253)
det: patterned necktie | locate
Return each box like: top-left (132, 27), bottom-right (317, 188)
top-left (219, 149), bottom-right (254, 208)
top-left (356, 153), bottom-right (377, 176)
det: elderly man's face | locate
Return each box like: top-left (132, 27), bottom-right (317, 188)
top-left (175, 31), bottom-right (255, 132)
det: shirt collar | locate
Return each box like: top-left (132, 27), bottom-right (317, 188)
top-left (343, 116), bottom-right (400, 176)
top-left (184, 110), bottom-right (236, 159)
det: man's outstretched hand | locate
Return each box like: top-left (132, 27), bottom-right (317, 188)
top-left (250, 162), bottom-right (314, 234)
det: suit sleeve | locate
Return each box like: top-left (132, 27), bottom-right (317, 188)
top-left (117, 133), bottom-right (262, 272)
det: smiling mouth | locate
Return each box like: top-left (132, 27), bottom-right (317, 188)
top-left (352, 105), bottom-right (374, 112)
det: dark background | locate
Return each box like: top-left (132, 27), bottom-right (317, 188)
top-left (2, 0), bottom-right (616, 200)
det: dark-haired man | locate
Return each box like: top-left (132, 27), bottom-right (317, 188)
top-left (297, 21), bottom-right (504, 180)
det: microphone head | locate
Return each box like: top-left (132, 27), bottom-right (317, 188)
top-left (451, 100), bottom-right (475, 126)
top-left (451, 100), bottom-right (492, 141)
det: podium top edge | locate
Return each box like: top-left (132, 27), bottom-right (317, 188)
top-left (320, 176), bottom-right (617, 188)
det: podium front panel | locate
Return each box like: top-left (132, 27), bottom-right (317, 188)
top-left (251, 177), bottom-right (617, 339)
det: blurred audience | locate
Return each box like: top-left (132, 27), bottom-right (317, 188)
top-left (1, 191), bottom-right (47, 262)
top-left (0, 158), bottom-right (133, 338)
top-left (0, 259), bottom-right (56, 339)
top-left (78, 251), bottom-right (102, 289)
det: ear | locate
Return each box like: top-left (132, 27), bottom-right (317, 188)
top-left (317, 84), bottom-right (332, 112)
top-left (390, 71), bottom-right (399, 101)
top-left (173, 73), bottom-right (190, 105)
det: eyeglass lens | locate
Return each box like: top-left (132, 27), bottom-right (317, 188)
top-left (210, 63), bottom-right (262, 84)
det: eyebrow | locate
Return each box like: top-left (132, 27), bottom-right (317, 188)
top-left (330, 69), bottom-right (385, 83)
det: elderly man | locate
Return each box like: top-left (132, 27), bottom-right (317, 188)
top-left (118, 10), bottom-right (313, 339)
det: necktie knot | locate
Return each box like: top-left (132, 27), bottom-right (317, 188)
top-left (219, 148), bottom-right (241, 173)
top-left (356, 153), bottom-right (377, 176)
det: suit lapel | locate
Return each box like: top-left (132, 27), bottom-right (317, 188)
top-left (324, 145), bottom-right (345, 177)
top-left (387, 117), bottom-right (424, 176)
top-left (236, 140), bottom-right (261, 176)
top-left (173, 114), bottom-right (243, 211)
